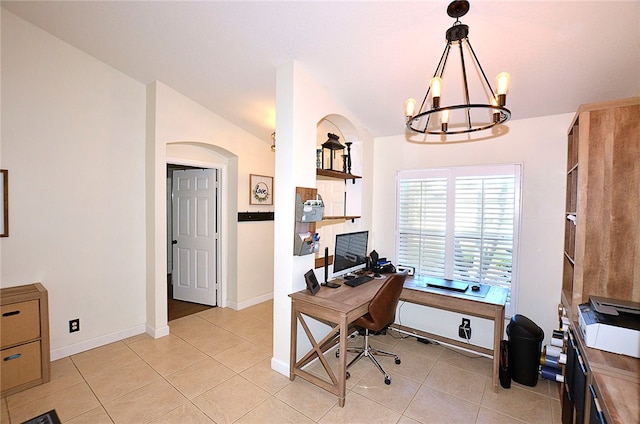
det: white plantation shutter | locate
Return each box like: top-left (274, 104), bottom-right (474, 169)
top-left (397, 165), bottom-right (521, 316)
top-left (397, 177), bottom-right (448, 276)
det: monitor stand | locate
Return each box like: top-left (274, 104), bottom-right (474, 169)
top-left (322, 247), bottom-right (340, 288)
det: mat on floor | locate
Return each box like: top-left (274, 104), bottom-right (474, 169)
top-left (21, 409), bottom-right (61, 424)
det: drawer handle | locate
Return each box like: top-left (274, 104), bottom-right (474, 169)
top-left (4, 353), bottom-right (22, 361)
top-left (2, 310), bottom-right (20, 317)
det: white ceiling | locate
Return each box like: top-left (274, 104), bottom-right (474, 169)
top-left (3, 1), bottom-right (639, 143)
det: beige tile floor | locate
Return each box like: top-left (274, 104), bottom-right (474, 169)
top-left (2, 300), bottom-right (561, 423)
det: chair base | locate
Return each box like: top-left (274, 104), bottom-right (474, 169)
top-left (344, 328), bottom-right (400, 385)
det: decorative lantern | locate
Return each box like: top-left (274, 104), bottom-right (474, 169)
top-left (321, 133), bottom-right (345, 171)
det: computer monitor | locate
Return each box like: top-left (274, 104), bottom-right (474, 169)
top-left (332, 230), bottom-right (369, 279)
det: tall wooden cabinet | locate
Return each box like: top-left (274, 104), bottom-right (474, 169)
top-left (560, 97), bottom-right (640, 423)
top-left (561, 97), bottom-right (640, 320)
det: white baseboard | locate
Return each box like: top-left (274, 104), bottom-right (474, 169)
top-left (50, 324), bottom-right (147, 361)
top-left (271, 356), bottom-right (289, 377)
top-left (147, 323), bottom-right (170, 339)
top-left (228, 292), bottom-right (273, 311)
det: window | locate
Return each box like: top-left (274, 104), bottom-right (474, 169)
top-left (396, 164), bottom-right (521, 315)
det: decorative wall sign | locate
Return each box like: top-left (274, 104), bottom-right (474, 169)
top-left (1, 170), bottom-right (7, 237)
top-left (250, 174), bottom-right (273, 205)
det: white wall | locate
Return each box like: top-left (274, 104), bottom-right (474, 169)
top-left (151, 82), bottom-right (275, 311)
top-left (1, 11), bottom-right (147, 356)
top-left (271, 62), bottom-right (374, 375)
top-left (1, 11), bottom-right (276, 360)
top-left (372, 113), bottom-right (573, 345)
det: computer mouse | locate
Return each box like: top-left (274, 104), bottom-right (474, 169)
top-left (471, 284), bottom-right (480, 291)
top-left (374, 273), bottom-right (382, 278)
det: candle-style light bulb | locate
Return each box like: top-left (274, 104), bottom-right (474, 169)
top-left (441, 109), bottom-right (449, 132)
top-left (490, 96), bottom-right (500, 123)
top-left (430, 77), bottom-right (443, 109)
top-left (495, 72), bottom-right (510, 106)
top-left (405, 98), bottom-right (416, 119)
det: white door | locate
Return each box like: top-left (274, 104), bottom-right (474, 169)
top-left (166, 177), bottom-right (173, 274)
top-left (172, 169), bottom-right (218, 306)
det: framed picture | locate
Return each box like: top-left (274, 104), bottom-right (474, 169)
top-left (249, 174), bottom-right (273, 205)
top-left (304, 269), bottom-right (320, 295)
top-left (1, 170), bottom-right (7, 237)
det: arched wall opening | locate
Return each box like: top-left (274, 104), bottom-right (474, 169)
top-left (165, 141), bottom-right (239, 313)
top-left (314, 114), bottom-right (366, 270)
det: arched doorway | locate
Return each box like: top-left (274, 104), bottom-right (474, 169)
top-left (162, 142), bottom-right (239, 321)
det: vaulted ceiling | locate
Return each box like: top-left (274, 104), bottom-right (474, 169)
top-left (3, 1), bottom-right (639, 143)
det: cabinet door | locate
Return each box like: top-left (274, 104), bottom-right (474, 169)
top-left (562, 387), bottom-right (574, 424)
top-left (588, 385), bottom-right (606, 424)
top-left (573, 351), bottom-right (587, 424)
top-left (0, 300), bottom-right (40, 347)
top-left (565, 332), bottom-right (577, 396)
top-left (1, 341), bottom-right (42, 391)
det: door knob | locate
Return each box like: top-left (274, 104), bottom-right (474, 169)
top-left (172, 240), bottom-right (177, 245)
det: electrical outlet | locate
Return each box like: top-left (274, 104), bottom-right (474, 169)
top-left (69, 319), bottom-right (80, 333)
top-left (458, 318), bottom-right (471, 339)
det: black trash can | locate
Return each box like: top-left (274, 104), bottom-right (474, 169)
top-left (506, 314), bottom-right (544, 386)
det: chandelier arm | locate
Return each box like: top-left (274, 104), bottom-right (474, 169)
top-left (418, 43), bottom-right (451, 116)
top-left (434, 42), bottom-right (452, 79)
top-left (424, 110), bottom-right (432, 133)
top-left (466, 39), bottom-right (498, 99)
top-left (457, 41), bottom-right (472, 130)
top-left (417, 43), bottom-right (451, 132)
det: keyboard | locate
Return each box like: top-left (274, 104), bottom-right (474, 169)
top-left (344, 275), bottom-right (374, 287)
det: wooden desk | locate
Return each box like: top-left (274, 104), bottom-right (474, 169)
top-left (289, 275), bottom-right (508, 406)
top-left (289, 276), bottom-right (386, 407)
top-left (394, 277), bottom-right (508, 393)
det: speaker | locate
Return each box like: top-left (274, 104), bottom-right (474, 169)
top-left (369, 250), bottom-right (379, 268)
top-left (324, 247), bottom-right (329, 283)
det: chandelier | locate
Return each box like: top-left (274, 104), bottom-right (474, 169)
top-left (405, 0), bottom-right (511, 135)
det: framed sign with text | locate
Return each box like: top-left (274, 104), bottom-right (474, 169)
top-left (249, 174), bottom-right (273, 205)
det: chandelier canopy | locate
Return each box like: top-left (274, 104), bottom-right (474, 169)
top-left (405, 0), bottom-right (511, 136)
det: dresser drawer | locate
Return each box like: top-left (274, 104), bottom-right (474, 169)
top-left (1, 299), bottom-right (40, 348)
top-left (1, 341), bottom-right (42, 392)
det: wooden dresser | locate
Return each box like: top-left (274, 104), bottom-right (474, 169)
top-left (1, 283), bottom-right (50, 397)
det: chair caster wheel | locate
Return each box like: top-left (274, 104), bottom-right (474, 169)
top-left (384, 377), bottom-right (391, 385)
top-left (395, 358), bottom-right (401, 364)
top-left (346, 372), bottom-right (351, 380)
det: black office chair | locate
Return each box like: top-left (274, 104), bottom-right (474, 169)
top-left (343, 272), bottom-right (407, 384)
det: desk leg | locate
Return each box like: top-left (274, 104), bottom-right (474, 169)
top-left (290, 300), bottom-right (297, 381)
top-left (338, 314), bottom-right (348, 407)
top-left (492, 307), bottom-right (505, 392)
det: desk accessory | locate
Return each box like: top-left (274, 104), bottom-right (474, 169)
top-left (304, 269), bottom-right (320, 295)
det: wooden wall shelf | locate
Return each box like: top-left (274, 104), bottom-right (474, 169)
top-left (316, 169), bottom-right (361, 182)
top-left (321, 215), bottom-right (361, 222)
